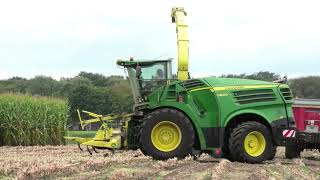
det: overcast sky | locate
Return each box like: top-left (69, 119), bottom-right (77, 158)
top-left (0, 0), bottom-right (319, 80)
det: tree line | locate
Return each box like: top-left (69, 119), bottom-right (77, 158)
top-left (0, 71), bottom-right (319, 129)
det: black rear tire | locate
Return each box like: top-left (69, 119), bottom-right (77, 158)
top-left (285, 146), bottom-right (301, 159)
top-left (229, 121), bottom-right (275, 163)
top-left (222, 128), bottom-right (233, 160)
top-left (139, 108), bottom-right (195, 160)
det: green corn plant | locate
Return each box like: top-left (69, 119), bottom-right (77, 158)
top-left (0, 93), bottom-right (68, 146)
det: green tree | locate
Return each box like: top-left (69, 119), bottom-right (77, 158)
top-left (26, 76), bottom-right (60, 96)
top-left (109, 79), bottom-right (134, 113)
top-left (77, 71), bottom-right (109, 87)
top-left (58, 76), bottom-right (92, 97)
top-left (0, 77), bottom-right (28, 94)
top-left (220, 71), bottom-right (280, 82)
top-left (106, 75), bottom-right (128, 86)
top-left (289, 76), bottom-right (320, 98)
top-left (67, 81), bottom-right (113, 128)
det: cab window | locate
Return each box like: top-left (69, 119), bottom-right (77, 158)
top-left (140, 63), bottom-right (166, 80)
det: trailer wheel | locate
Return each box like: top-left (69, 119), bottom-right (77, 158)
top-left (139, 108), bottom-right (194, 160)
top-left (229, 121), bottom-right (275, 163)
top-left (285, 146), bottom-right (301, 159)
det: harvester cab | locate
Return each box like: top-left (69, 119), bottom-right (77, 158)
top-left (117, 58), bottom-right (173, 104)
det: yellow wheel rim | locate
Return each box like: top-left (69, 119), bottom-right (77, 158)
top-left (244, 131), bottom-right (266, 157)
top-left (151, 121), bottom-right (182, 152)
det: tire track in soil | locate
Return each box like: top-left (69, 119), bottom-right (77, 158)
top-left (103, 157), bottom-right (216, 179)
top-left (214, 162), bottom-right (268, 180)
top-left (64, 156), bottom-right (221, 179)
top-left (157, 159), bottom-right (220, 179)
top-left (56, 157), bottom-right (155, 179)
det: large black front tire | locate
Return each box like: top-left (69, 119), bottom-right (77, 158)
top-left (139, 108), bottom-right (194, 160)
top-left (229, 121), bottom-right (275, 163)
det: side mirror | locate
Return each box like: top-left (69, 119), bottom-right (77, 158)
top-left (273, 76), bottom-right (287, 84)
top-left (136, 66), bottom-right (142, 77)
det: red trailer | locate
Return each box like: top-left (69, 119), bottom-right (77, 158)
top-left (285, 99), bottom-right (320, 158)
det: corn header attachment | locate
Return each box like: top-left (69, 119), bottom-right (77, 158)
top-left (64, 110), bottom-right (133, 154)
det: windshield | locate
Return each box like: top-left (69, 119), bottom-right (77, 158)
top-left (120, 59), bottom-right (173, 104)
top-left (140, 63), bottom-right (166, 80)
top-left (137, 62), bottom-right (168, 97)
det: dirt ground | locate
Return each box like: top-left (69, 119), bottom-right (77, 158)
top-left (0, 145), bottom-right (319, 180)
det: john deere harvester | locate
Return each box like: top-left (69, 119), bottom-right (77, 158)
top-left (66, 7), bottom-right (297, 163)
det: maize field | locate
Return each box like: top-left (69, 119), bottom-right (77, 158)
top-left (0, 93), bottom-right (68, 146)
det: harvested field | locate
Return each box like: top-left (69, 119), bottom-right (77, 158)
top-left (0, 146), bottom-right (319, 180)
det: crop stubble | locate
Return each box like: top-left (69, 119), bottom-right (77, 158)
top-left (0, 146), bottom-right (319, 179)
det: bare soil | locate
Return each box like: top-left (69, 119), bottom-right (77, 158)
top-left (0, 145), bottom-right (319, 180)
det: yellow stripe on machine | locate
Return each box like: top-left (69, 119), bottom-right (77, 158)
top-left (190, 84), bottom-right (278, 92)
